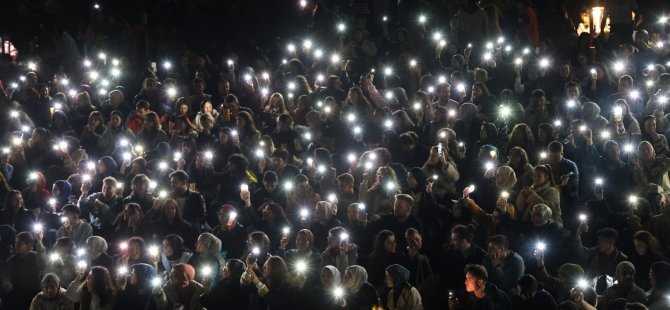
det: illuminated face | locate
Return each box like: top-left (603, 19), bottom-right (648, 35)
top-left (321, 268), bottom-right (335, 287)
top-left (102, 182), bottom-right (115, 198)
top-left (179, 104), bottom-right (189, 115)
top-left (406, 233), bottom-right (422, 250)
top-left (393, 199), bottom-right (411, 220)
top-left (471, 85), bottom-right (483, 100)
top-left (384, 271), bottom-right (394, 288)
top-left (638, 143), bottom-right (654, 160)
top-left (128, 242), bottom-right (140, 259)
top-left (644, 119), bottom-right (657, 135)
top-left (164, 202), bottom-right (177, 219)
top-left (10, 192), bottom-right (23, 209)
top-left (464, 272), bottom-right (479, 292)
top-left (566, 86), bottom-right (580, 99)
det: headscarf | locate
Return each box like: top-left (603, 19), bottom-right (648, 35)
top-left (459, 103), bottom-right (478, 123)
top-left (615, 261), bottom-right (635, 284)
top-left (132, 263), bottom-right (157, 292)
top-left (322, 265), bottom-right (341, 289)
top-left (198, 233), bottom-right (222, 257)
top-left (386, 264), bottom-right (410, 304)
top-left (54, 180), bottom-right (73, 207)
top-left (172, 263), bottom-right (195, 288)
top-left (316, 201), bottom-right (333, 221)
top-left (86, 236), bottom-right (108, 259)
top-left (345, 265), bottom-right (368, 294)
top-left (495, 166), bottom-right (517, 191)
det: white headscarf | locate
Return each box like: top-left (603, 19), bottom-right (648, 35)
top-left (345, 265), bottom-right (368, 294)
top-left (322, 265), bottom-right (342, 289)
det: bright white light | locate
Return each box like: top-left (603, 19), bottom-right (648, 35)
top-left (418, 15), bottom-right (427, 23)
top-left (148, 245), bottom-right (159, 256)
top-left (535, 241), bottom-right (546, 252)
top-left (539, 58), bottom-right (550, 68)
top-left (337, 23), bottom-right (346, 32)
top-left (383, 119), bottom-right (393, 128)
top-left (347, 153), bottom-right (357, 163)
top-left (409, 59), bottom-right (417, 67)
top-left (623, 144), bottom-right (634, 153)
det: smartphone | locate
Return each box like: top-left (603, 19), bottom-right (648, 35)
top-left (560, 172), bottom-right (574, 179)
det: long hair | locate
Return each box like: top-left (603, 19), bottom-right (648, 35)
top-left (633, 231), bottom-right (665, 260)
top-left (265, 256), bottom-right (289, 290)
top-left (533, 164), bottom-right (556, 187)
top-left (237, 111), bottom-right (257, 132)
top-left (80, 266), bottom-right (115, 310)
top-left (369, 230), bottom-right (395, 266)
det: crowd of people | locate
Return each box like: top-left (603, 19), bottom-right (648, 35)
top-left (0, 0), bottom-right (670, 309)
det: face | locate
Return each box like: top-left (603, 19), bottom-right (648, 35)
top-left (111, 115), bottom-right (122, 127)
top-left (384, 235), bottom-right (396, 253)
top-left (262, 205), bottom-right (275, 220)
top-left (65, 211), bottom-right (78, 224)
top-left (385, 271), bottom-right (394, 288)
top-left (170, 177), bottom-right (187, 192)
top-left (128, 242), bottom-right (140, 259)
top-left (86, 273), bottom-right (95, 291)
top-left (164, 202), bottom-right (177, 219)
top-left (406, 233), bottom-right (422, 250)
top-left (472, 85), bottom-right (483, 100)
top-left (464, 272), bottom-right (480, 292)
top-left (179, 104), bottom-right (189, 115)
top-left (196, 237), bottom-right (205, 253)
top-left (566, 86), bottom-right (580, 99)
top-left (532, 169), bottom-right (548, 186)
top-left (97, 161), bottom-right (107, 174)
top-left (43, 281), bottom-right (59, 298)
top-left (597, 237), bottom-right (615, 254)
top-left (262, 261), bottom-right (272, 278)
top-left (102, 182), bottom-right (115, 198)
top-left (638, 143), bottom-right (654, 160)
top-left (264, 180), bottom-right (278, 192)
top-left (393, 199), bottom-right (411, 220)
top-left (130, 270), bottom-right (139, 285)
top-left (407, 173), bottom-right (417, 189)
top-left (607, 145), bottom-right (621, 161)
top-left (633, 239), bottom-right (647, 256)
top-left (450, 233), bottom-right (464, 249)
top-left (618, 265), bottom-right (635, 284)
top-left (344, 271), bottom-right (355, 288)
top-left (10, 193), bottom-right (23, 209)
top-left (487, 243), bottom-right (503, 257)
top-left (14, 240), bottom-right (32, 255)
top-left (321, 268), bottom-right (335, 287)
top-left (645, 119), bottom-right (657, 135)
top-left (163, 240), bottom-right (173, 257)
top-left (296, 233), bottom-right (309, 251)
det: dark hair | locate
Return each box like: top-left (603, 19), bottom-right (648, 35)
top-left (464, 264), bottom-right (488, 281)
top-left (272, 149), bottom-right (289, 161)
top-left (597, 228), bottom-right (619, 243)
top-left (548, 141), bottom-right (563, 153)
top-left (516, 274), bottom-right (538, 296)
top-left (370, 230), bottom-right (395, 265)
top-left (169, 170), bottom-right (189, 183)
top-left (136, 100), bottom-right (150, 110)
top-left (451, 225), bottom-right (474, 242)
top-left (16, 231), bottom-right (34, 245)
top-left (487, 235), bottom-right (509, 250)
top-left (394, 194), bottom-right (414, 207)
top-left (62, 204), bottom-right (81, 215)
top-left (81, 266), bottom-right (114, 307)
top-left (263, 171), bottom-right (278, 183)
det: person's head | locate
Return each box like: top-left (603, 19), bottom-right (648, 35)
top-left (464, 264), bottom-right (488, 293)
top-left (162, 234), bottom-right (185, 259)
top-left (86, 236), bottom-right (108, 258)
top-left (487, 235), bottom-right (509, 257)
top-left (604, 140), bottom-right (621, 161)
top-left (451, 225), bottom-right (474, 250)
top-left (162, 199), bottom-right (180, 220)
top-left (170, 263), bottom-right (195, 288)
top-left (393, 194), bottom-right (413, 221)
top-left (530, 204), bottom-right (552, 226)
top-left (373, 230), bottom-right (396, 255)
top-left (123, 203), bottom-right (143, 224)
top-left (337, 173), bottom-right (355, 194)
top-left (638, 141), bottom-right (655, 161)
top-left (41, 273), bottom-right (61, 299)
top-left (143, 111), bottom-right (160, 131)
top-left (15, 231), bottom-right (34, 255)
top-left (127, 237), bottom-right (145, 259)
top-left (548, 141), bottom-right (564, 164)
top-left (615, 261), bottom-right (636, 286)
top-left (633, 230), bottom-right (662, 257)
top-left (61, 204), bottom-right (81, 224)
top-left (196, 233), bottom-right (222, 256)
top-left (295, 229), bottom-right (314, 252)
top-left (131, 174), bottom-right (149, 195)
top-left (533, 165), bottom-right (555, 187)
top-left (192, 78), bottom-right (205, 94)
top-left (130, 263), bottom-right (157, 290)
top-left (4, 190), bottom-right (24, 210)
top-left (169, 170), bottom-right (189, 193)
top-left (516, 274), bottom-right (538, 300)
top-left (643, 115), bottom-right (657, 135)
top-left (236, 111), bottom-right (256, 131)
top-left (597, 228), bottom-right (619, 254)
top-left (494, 166), bottom-right (517, 190)
top-left (223, 259), bottom-right (246, 280)
top-left (385, 264), bottom-right (410, 289)
top-left (85, 266), bottom-right (114, 304)
top-left (405, 228), bottom-right (422, 250)
top-left (101, 177), bottom-right (117, 199)
top-left (263, 256), bottom-right (289, 288)
top-left (556, 263), bottom-right (585, 285)
top-left (262, 171), bottom-right (279, 192)
top-left (321, 265), bottom-right (341, 289)
top-left (344, 265), bottom-right (368, 293)
top-left (649, 261), bottom-right (670, 291)
top-left (247, 231), bottom-right (270, 253)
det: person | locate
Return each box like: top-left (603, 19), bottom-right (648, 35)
top-left (240, 255), bottom-right (295, 310)
top-left (2, 231), bottom-right (47, 309)
top-left (162, 263), bottom-right (205, 309)
top-left (64, 266), bottom-right (115, 310)
top-left (511, 274), bottom-right (557, 309)
top-left (56, 204), bottom-right (93, 246)
top-left (29, 273), bottom-right (75, 310)
top-left (482, 235), bottom-right (525, 296)
top-left (574, 226), bottom-right (628, 280)
top-left (321, 227), bottom-right (358, 275)
top-left (86, 236), bottom-right (114, 271)
top-left (599, 261), bottom-right (646, 309)
top-left (168, 170), bottom-right (207, 232)
top-left (385, 264), bottom-right (422, 310)
top-left (211, 204), bottom-right (247, 259)
top-left (199, 259), bottom-right (249, 309)
top-left (515, 165), bottom-right (561, 224)
top-left (0, 189), bottom-right (34, 234)
top-left (188, 233), bottom-right (225, 287)
top-left (443, 225), bottom-right (487, 290)
top-left (78, 176), bottom-right (124, 236)
top-left (113, 263), bottom-right (166, 309)
top-left (158, 234), bottom-right (193, 274)
top-left (448, 264), bottom-right (511, 310)
top-left (340, 265), bottom-right (380, 310)
top-left (367, 194), bottom-right (423, 252)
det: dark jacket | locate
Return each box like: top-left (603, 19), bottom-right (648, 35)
top-left (457, 282), bottom-right (511, 310)
top-left (510, 289), bottom-right (557, 310)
